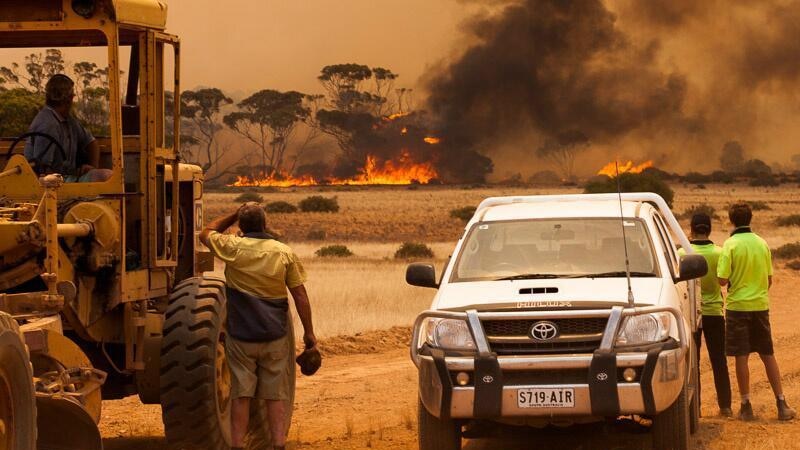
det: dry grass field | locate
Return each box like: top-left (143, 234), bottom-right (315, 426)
top-left (102, 183), bottom-right (800, 449)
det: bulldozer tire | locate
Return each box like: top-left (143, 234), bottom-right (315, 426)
top-left (0, 312), bottom-right (36, 450)
top-left (160, 276), bottom-right (232, 450)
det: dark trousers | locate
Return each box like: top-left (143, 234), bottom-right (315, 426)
top-left (694, 315), bottom-right (732, 409)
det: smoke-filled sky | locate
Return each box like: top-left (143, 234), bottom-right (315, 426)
top-left (4, 0), bottom-right (800, 178)
top-left (425, 0), bottom-right (800, 177)
top-left (168, 0), bottom-right (472, 97)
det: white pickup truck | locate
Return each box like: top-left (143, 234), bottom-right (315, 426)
top-left (407, 193), bottom-right (707, 450)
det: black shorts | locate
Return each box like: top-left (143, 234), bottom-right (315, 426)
top-left (725, 310), bottom-right (774, 356)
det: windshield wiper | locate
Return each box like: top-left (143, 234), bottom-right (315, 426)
top-left (567, 271), bottom-right (657, 279)
top-left (494, 273), bottom-right (565, 281)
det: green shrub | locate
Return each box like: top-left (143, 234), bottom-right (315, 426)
top-left (711, 170), bottom-right (735, 184)
top-left (773, 242), bottom-right (800, 259)
top-left (680, 204), bottom-right (718, 220)
top-left (450, 206), bottom-right (477, 223)
top-left (265, 201), bottom-right (298, 213)
top-left (775, 215), bottom-right (800, 227)
top-left (299, 195), bottom-right (340, 213)
top-left (682, 172), bottom-right (711, 184)
top-left (306, 228), bottom-right (327, 240)
top-left (584, 172), bottom-right (675, 207)
top-left (749, 173), bottom-right (780, 187)
top-left (394, 242), bottom-right (434, 260)
top-left (234, 191), bottom-right (263, 203)
top-left (315, 245), bottom-right (353, 258)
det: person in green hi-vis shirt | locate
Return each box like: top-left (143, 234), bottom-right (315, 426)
top-left (718, 203), bottom-right (796, 422)
top-left (679, 213), bottom-right (732, 417)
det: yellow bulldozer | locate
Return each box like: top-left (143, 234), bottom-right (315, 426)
top-left (0, 1), bottom-right (293, 449)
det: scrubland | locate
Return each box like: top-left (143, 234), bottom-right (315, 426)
top-left (104, 183), bottom-right (800, 449)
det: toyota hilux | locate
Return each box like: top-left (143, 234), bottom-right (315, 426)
top-left (407, 193), bottom-right (707, 450)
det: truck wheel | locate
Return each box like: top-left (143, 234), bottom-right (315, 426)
top-left (418, 399), bottom-right (461, 450)
top-left (160, 276), bottom-right (233, 449)
top-left (652, 385), bottom-right (691, 450)
top-left (0, 312), bottom-right (36, 450)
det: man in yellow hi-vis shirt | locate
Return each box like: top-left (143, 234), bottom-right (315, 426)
top-left (200, 203), bottom-right (317, 450)
top-left (718, 203), bottom-right (795, 422)
top-left (680, 213), bottom-right (732, 417)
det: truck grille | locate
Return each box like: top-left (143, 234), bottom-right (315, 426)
top-left (482, 317), bottom-right (607, 355)
top-left (482, 318), bottom-right (607, 336)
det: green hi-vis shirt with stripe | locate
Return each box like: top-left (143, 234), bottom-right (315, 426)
top-left (679, 242), bottom-right (724, 316)
top-left (717, 230), bottom-right (773, 312)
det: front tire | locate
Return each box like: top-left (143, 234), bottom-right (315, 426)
top-left (0, 312), bottom-right (36, 450)
top-left (418, 399), bottom-right (461, 450)
top-left (652, 385), bottom-right (691, 450)
top-left (160, 276), bottom-right (232, 449)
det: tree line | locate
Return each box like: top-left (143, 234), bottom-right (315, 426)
top-left (0, 50), bottom-right (414, 184)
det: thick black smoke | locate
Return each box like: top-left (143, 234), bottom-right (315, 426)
top-left (426, 0), bottom-right (800, 177)
top-left (427, 0), bottom-right (690, 176)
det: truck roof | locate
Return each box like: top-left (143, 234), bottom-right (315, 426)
top-left (479, 200), bottom-right (649, 222)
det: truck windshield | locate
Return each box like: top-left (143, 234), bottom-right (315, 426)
top-left (453, 218), bottom-right (659, 282)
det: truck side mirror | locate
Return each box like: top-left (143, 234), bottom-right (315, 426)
top-left (676, 254), bottom-right (708, 283)
top-left (406, 263), bottom-right (439, 288)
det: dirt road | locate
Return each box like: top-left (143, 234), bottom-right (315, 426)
top-left (102, 270), bottom-right (800, 450)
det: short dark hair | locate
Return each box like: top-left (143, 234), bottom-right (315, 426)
top-left (728, 202), bottom-right (752, 227)
top-left (45, 74), bottom-right (75, 107)
top-left (238, 205), bottom-right (266, 234)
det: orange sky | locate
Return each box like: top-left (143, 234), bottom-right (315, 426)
top-left (166, 0), bottom-right (471, 96)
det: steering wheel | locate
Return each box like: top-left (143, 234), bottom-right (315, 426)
top-left (5, 132), bottom-right (67, 174)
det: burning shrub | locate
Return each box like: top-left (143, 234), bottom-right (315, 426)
top-left (583, 172), bottom-right (675, 207)
top-left (299, 196), bottom-right (340, 213)
top-left (234, 191), bottom-right (264, 203)
top-left (265, 201), bottom-right (298, 213)
top-left (775, 215), bottom-right (800, 227)
top-left (680, 204), bottom-right (718, 220)
top-left (450, 206), bottom-right (477, 223)
top-left (394, 242), bottom-right (434, 260)
top-left (306, 228), bottom-right (327, 240)
top-left (773, 242), bottom-right (800, 259)
top-left (315, 245), bottom-right (354, 258)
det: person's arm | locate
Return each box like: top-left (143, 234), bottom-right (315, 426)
top-left (199, 210), bottom-right (239, 248)
top-left (289, 284), bottom-right (317, 349)
top-left (768, 275), bottom-right (773, 289)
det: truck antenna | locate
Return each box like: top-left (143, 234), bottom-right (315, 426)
top-left (616, 161), bottom-right (635, 307)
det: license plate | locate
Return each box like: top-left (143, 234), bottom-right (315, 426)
top-left (517, 388), bottom-right (575, 408)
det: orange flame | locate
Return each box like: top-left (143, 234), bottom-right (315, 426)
top-left (423, 137), bottom-right (441, 144)
top-left (229, 152), bottom-right (438, 187)
top-left (597, 160), bottom-right (654, 177)
top-left (384, 112), bottom-right (411, 121)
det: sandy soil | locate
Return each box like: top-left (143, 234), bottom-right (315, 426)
top-left (101, 268), bottom-right (800, 450)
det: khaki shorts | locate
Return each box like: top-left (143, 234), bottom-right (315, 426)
top-left (225, 335), bottom-right (290, 401)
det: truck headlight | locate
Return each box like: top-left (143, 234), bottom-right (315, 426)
top-left (424, 318), bottom-right (476, 350)
top-left (616, 313), bottom-right (671, 346)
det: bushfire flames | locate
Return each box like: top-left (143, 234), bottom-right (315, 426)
top-left (597, 160), bottom-right (654, 177)
top-left (230, 152), bottom-right (438, 187)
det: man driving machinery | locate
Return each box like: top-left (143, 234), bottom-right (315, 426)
top-left (24, 74), bottom-right (112, 182)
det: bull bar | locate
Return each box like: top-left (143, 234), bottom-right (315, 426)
top-left (412, 305), bottom-right (689, 420)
